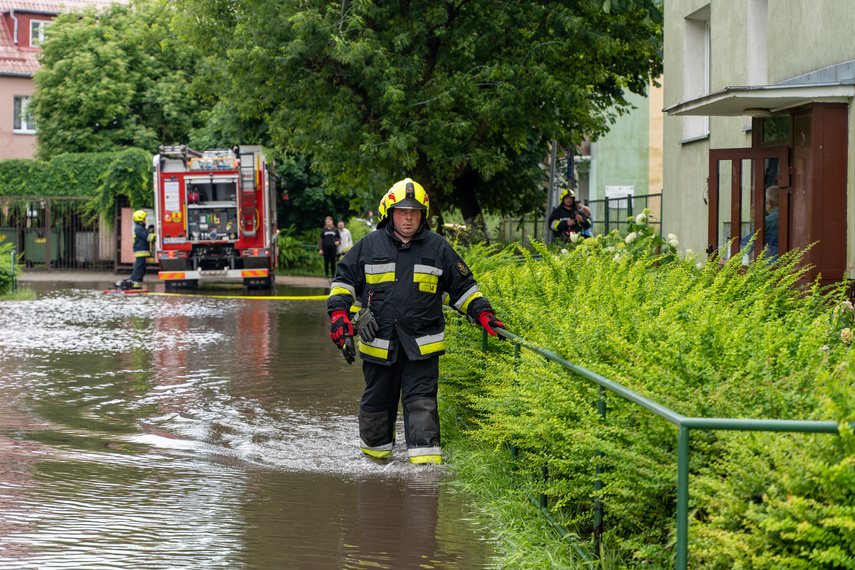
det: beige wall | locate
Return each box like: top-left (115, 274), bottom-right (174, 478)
top-left (0, 75), bottom-right (36, 160)
top-left (768, 1), bottom-right (855, 83)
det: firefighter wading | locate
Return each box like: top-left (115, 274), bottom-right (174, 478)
top-left (327, 179), bottom-right (504, 464)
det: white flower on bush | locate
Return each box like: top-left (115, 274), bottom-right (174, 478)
top-left (625, 232), bottom-right (638, 244)
top-left (606, 246), bottom-right (615, 253)
top-left (842, 328), bottom-right (853, 346)
top-left (820, 345), bottom-right (831, 352)
top-left (695, 261), bottom-right (705, 270)
top-left (569, 232), bottom-right (579, 243)
top-left (635, 212), bottom-right (647, 225)
top-left (668, 233), bottom-right (679, 249)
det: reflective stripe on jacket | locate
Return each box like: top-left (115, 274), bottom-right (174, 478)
top-left (328, 224), bottom-right (492, 365)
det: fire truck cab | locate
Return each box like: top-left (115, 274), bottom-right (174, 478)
top-left (153, 145), bottom-right (277, 289)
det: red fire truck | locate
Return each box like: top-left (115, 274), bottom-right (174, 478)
top-left (153, 145), bottom-right (278, 289)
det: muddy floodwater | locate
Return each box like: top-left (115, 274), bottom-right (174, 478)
top-left (0, 279), bottom-right (494, 569)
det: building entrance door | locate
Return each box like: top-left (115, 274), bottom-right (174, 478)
top-left (707, 146), bottom-right (789, 264)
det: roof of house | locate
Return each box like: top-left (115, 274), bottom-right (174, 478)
top-left (0, 0), bottom-right (126, 76)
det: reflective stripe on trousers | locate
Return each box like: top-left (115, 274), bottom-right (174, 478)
top-left (360, 352), bottom-right (440, 450)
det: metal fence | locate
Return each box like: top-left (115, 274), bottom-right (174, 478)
top-left (476, 326), bottom-right (846, 568)
top-left (0, 196), bottom-right (116, 271)
top-left (497, 194), bottom-right (663, 244)
top-left (496, 216), bottom-right (547, 245)
top-left (586, 192), bottom-right (662, 237)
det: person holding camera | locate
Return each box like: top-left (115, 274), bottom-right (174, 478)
top-left (549, 187), bottom-right (592, 241)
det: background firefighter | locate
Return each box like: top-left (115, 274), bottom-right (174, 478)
top-left (327, 178), bottom-right (505, 465)
top-left (127, 210), bottom-right (154, 288)
top-left (549, 187), bottom-right (592, 241)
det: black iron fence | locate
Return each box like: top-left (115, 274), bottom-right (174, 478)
top-left (585, 192), bottom-right (662, 237)
top-left (0, 196), bottom-right (116, 271)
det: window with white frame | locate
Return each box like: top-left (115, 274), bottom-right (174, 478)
top-left (14, 96), bottom-right (35, 133)
top-left (30, 19), bottom-right (50, 47)
top-left (682, 4), bottom-right (711, 142)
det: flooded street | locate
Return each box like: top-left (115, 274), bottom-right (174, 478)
top-left (0, 279), bottom-right (494, 569)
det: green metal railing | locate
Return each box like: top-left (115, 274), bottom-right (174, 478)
top-left (479, 327), bottom-right (845, 568)
top-left (585, 192), bottom-right (662, 237)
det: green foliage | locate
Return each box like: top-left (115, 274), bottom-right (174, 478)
top-left (174, 0), bottom-right (663, 222)
top-left (276, 226), bottom-right (324, 274)
top-left (276, 154), bottom-right (350, 234)
top-left (0, 242), bottom-right (15, 295)
top-left (441, 240), bottom-right (854, 567)
top-left (30, 0), bottom-right (208, 159)
top-left (92, 148), bottom-right (153, 227)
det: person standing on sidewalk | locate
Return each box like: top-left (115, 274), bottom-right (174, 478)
top-left (319, 216), bottom-right (340, 279)
top-left (326, 178), bottom-right (505, 465)
top-left (337, 220), bottom-right (353, 260)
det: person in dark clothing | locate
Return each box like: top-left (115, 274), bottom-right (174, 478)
top-left (327, 178), bottom-right (506, 464)
top-left (319, 216), bottom-right (341, 278)
top-left (549, 187), bottom-right (592, 242)
top-left (128, 210), bottom-right (154, 287)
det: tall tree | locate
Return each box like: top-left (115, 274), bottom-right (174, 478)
top-left (175, 0), bottom-right (662, 224)
top-left (30, 0), bottom-right (208, 159)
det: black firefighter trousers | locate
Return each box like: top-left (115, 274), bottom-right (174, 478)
top-left (359, 351), bottom-right (440, 453)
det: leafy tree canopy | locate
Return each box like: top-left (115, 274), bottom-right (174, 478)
top-left (30, 0), bottom-right (209, 160)
top-left (174, 0), bottom-right (662, 224)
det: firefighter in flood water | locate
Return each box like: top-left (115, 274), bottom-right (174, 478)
top-left (129, 210), bottom-right (154, 288)
top-left (327, 178), bottom-right (506, 464)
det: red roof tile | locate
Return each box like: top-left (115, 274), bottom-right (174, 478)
top-left (0, 0), bottom-right (129, 76)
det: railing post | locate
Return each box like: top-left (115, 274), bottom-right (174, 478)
top-left (10, 248), bottom-right (15, 292)
top-left (676, 426), bottom-right (690, 570)
top-left (604, 197), bottom-right (610, 234)
top-left (627, 196), bottom-right (634, 227)
top-left (593, 386), bottom-right (606, 557)
top-left (512, 342), bottom-right (520, 458)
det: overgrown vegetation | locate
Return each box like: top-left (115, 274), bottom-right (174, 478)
top-left (440, 215), bottom-right (855, 568)
top-left (0, 242), bottom-right (16, 295)
top-left (0, 149), bottom-right (152, 227)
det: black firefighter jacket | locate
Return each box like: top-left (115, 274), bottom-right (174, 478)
top-left (327, 223), bottom-right (492, 365)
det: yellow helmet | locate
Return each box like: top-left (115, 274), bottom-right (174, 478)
top-left (376, 178), bottom-right (429, 229)
top-left (559, 187), bottom-right (576, 203)
top-left (133, 210), bottom-right (147, 223)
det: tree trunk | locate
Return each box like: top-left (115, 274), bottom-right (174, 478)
top-left (454, 167), bottom-right (489, 244)
top-left (415, 155), bottom-right (444, 232)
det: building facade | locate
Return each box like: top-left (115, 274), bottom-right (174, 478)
top-left (663, 0), bottom-right (855, 287)
top-left (0, 1), bottom-right (119, 160)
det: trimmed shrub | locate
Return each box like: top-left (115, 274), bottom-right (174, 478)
top-left (441, 220), bottom-right (854, 567)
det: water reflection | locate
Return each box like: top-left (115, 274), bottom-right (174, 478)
top-left (0, 283), bottom-right (493, 568)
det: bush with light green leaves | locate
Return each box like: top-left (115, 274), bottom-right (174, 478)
top-left (440, 222), bottom-right (855, 568)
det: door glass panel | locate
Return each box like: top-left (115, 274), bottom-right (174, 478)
top-left (717, 159), bottom-right (733, 255)
top-left (762, 158), bottom-right (780, 262)
top-left (739, 159), bottom-right (755, 263)
top-left (762, 116), bottom-right (790, 144)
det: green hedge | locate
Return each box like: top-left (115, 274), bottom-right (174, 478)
top-left (441, 219), bottom-right (855, 568)
top-left (0, 148), bottom-right (152, 227)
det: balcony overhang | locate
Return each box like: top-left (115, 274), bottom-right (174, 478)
top-left (664, 83), bottom-right (855, 117)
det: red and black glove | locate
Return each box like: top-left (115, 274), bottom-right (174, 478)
top-left (330, 310), bottom-right (356, 364)
top-left (478, 311), bottom-right (506, 338)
